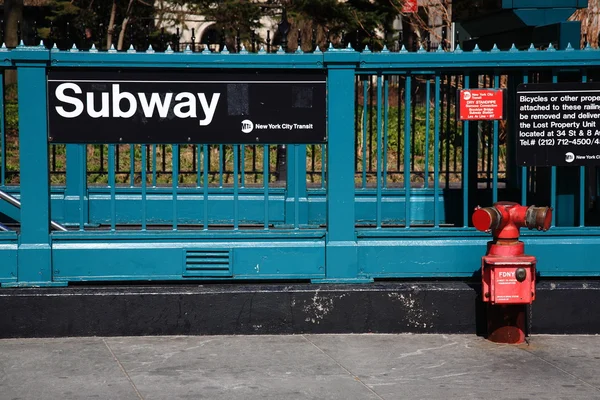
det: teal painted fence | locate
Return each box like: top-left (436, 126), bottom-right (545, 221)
top-left (1, 41), bottom-right (600, 287)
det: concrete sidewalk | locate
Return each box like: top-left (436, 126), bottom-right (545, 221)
top-left (1, 335), bottom-right (599, 400)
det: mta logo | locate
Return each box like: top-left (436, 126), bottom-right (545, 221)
top-left (565, 152), bottom-right (575, 163)
top-left (241, 120), bottom-right (254, 133)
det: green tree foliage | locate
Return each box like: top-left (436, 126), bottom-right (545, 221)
top-left (39, 0), bottom-right (156, 50)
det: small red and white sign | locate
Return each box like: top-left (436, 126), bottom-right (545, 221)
top-left (459, 89), bottom-right (505, 121)
top-left (402, 0), bottom-right (418, 13)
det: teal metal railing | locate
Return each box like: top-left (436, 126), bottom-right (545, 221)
top-left (1, 42), bottom-right (600, 286)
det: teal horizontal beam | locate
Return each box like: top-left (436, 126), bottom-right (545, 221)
top-left (357, 50), bottom-right (600, 70)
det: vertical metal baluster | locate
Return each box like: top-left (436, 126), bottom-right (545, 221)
top-left (196, 144), bottom-right (201, 188)
top-left (581, 71), bottom-right (588, 227)
top-left (434, 75), bottom-right (441, 227)
top-left (129, 144), bottom-right (135, 187)
top-left (0, 72), bottom-right (4, 187)
top-left (462, 75), bottom-right (470, 228)
top-left (172, 144), bottom-right (179, 230)
top-left (294, 145), bottom-right (300, 229)
top-left (424, 78), bottom-right (431, 189)
top-left (369, 76), bottom-right (374, 174)
top-left (397, 77), bottom-right (402, 172)
top-left (152, 144), bottom-right (157, 187)
top-left (99, 145), bottom-right (104, 173)
top-left (404, 75), bottom-right (412, 228)
top-left (362, 76), bottom-right (368, 188)
top-left (376, 74), bottom-right (383, 228)
top-left (383, 76), bottom-right (389, 189)
top-left (445, 76), bottom-right (451, 187)
top-left (253, 145), bottom-right (258, 183)
top-left (109, 144), bottom-right (116, 231)
top-left (411, 79), bottom-right (416, 172)
top-left (203, 144), bottom-right (209, 230)
top-left (219, 145), bottom-right (224, 187)
top-left (321, 144), bottom-right (326, 189)
top-left (311, 144), bottom-right (316, 182)
top-left (521, 73), bottom-right (529, 205)
top-left (551, 72), bottom-right (557, 227)
top-left (141, 144), bottom-right (147, 231)
top-left (79, 144), bottom-right (85, 231)
top-left (264, 145), bottom-right (269, 230)
top-left (493, 74), bottom-right (500, 203)
top-left (241, 144), bottom-right (245, 188)
top-left (233, 145), bottom-right (239, 230)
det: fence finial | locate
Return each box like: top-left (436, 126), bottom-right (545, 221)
top-left (528, 43), bottom-right (536, 52)
top-left (202, 45), bottom-right (211, 54)
top-left (436, 43), bottom-right (444, 53)
top-left (165, 44), bottom-right (174, 54)
top-left (70, 43), bottom-right (79, 52)
top-left (221, 45), bottom-right (230, 54)
top-left (491, 44), bottom-right (499, 52)
top-left (184, 44), bottom-right (192, 54)
top-left (146, 44), bottom-right (155, 54)
top-left (362, 45), bottom-right (371, 53)
top-left (453, 44), bottom-right (462, 53)
top-left (473, 44), bottom-right (481, 53)
top-left (109, 44), bottom-right (117, 53)
top-left (566, 42), bottom-right (574, 51)
top-left (127, 44), bottom-right (136, 53)
top-left (509, 43), bottom-right (518, 52)
top-left (547, 43), bottom-right (556, 51)
top-left (90, 43), bottom-right (98, 53)
top-left (400, 44), bottom-right (408, 53)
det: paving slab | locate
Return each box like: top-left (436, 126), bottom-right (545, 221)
top-left (0, 337), bottom-right (139, 400)
top-left (524, 335), bottom-right (600, 389)
top-left (105, 335), bottom-right (380, 400)
top-left (305, 334), bottom-right (600, 400)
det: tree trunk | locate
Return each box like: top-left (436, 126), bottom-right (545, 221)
top-left (5, 0), bottom-right (23, 48)
top-left (4, 0), bottom-right (23, 84)
top-left (117, 0), bottom-right (136, 51)
top-left (106, 0), bottom-right (117, 49)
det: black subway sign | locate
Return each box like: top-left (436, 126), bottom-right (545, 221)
top-left (516, 82), bottom-right (600, 166)
top-left (47, 70), bottom-right (327, 144)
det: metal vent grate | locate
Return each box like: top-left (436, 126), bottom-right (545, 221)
top-left (183, 250), bottom-right (232, 277)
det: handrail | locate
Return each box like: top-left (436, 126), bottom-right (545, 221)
top-left (0, 190), bottom-right (68, 232)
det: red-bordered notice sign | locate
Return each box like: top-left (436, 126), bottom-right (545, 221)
top-left (402, 0), bottom-right (418, 13)
top-left (458, 89), bottom-right (506, 121)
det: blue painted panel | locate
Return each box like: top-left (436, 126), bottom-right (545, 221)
top-left (0, 238), bottom-right (18, 284)
top-left (52, 238), bottom-right (325, 281)
top-left (358, 234), bottom-right (600, 278)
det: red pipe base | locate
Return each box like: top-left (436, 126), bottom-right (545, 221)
top-left (486, 304), bottom-right (527, 344)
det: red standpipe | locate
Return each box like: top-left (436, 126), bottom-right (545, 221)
top-left (472, 202), bottom-right (552, 344)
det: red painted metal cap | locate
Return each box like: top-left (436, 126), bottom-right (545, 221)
top-left (472, 207), bottom-right (500, 232)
